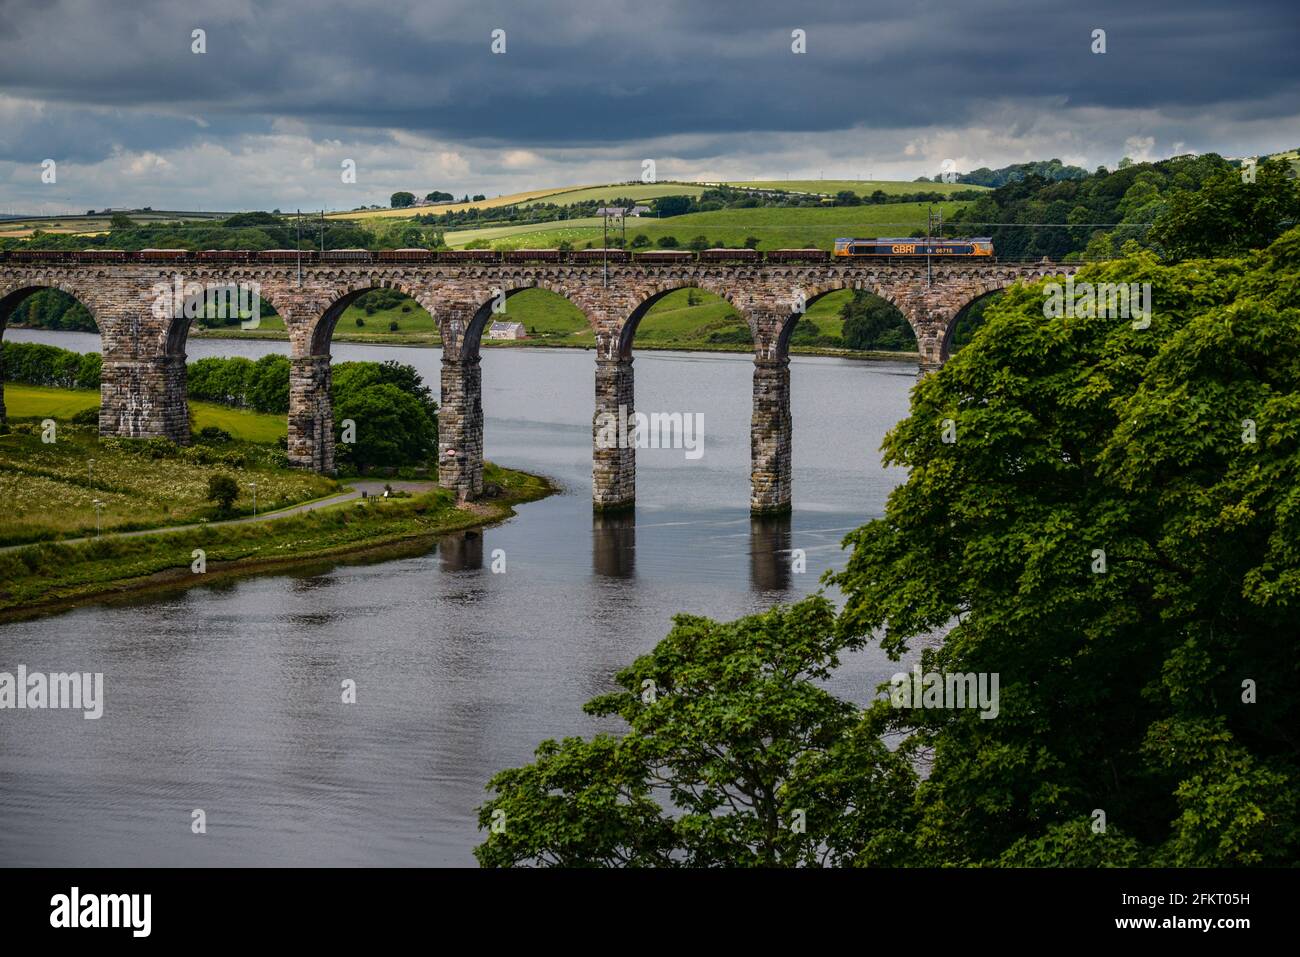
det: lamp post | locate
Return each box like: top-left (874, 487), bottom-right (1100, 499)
top-left (88, 458), bottom-right (95, 486)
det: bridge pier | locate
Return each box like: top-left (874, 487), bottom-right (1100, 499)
top-left (593, 357), bottom-right (635, 512)
top-left (750, 357), bottom-right (792, 515)
top-left (438, 354), bottom-right (484, 499)
top-left (99, 354), bottom-right (191, 443)
top-left (287, 354), bottom-right (334, 473)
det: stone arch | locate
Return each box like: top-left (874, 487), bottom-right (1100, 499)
top-left (940, 282), bottom-right (1014, 361)
top-left (0, 279), bottom-right (108, 341)
top-left (0, 281), bottom-right (108, 429)
top-left (309, 277), bottom-right (435, 356)
top-left (616, 280), bottom-right (753, 360)
top-left (772, 279), bottom-right (912, 359)
top-left (450, 280), bottom-right (594, 360)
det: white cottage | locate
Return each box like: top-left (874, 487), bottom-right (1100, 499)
top-left (488, 321), bottom-right (527, 340)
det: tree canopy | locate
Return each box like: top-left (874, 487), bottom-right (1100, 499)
top-left (476, 229), bottom-right (1300, 867)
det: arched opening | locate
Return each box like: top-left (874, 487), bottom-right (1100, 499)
top-left (605, 284), bottom-right (752, 509)
top-left (312, 284), bottom-right (437, 355)
top-left (179, 287), bottom-right (294, 448)
top-left (484, 288), bottom-right (592, 349)
top-left (302, 285), bottom-right (441, 476)
top-left (620, 285), bottom-right (754, 358)
top-left (778, 287), bottom-right (917, 358)
top-left (454, 284), bottom-right (590, 360)
top-left (943, 288), bottom-right (1006, 360)
top-left (437, 284), bottom-right (593, 501)
top-left (0, 286), bottom-right (103, 433)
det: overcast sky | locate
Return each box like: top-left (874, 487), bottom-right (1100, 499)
top-left (1, 0), bottom-right (1297, 213)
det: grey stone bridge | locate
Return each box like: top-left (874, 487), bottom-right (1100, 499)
top-left (0, 258), bottom-right (1075, 514)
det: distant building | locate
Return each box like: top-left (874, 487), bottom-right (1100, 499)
top-left (595, 206), bottom-right (627, 217)
top-left (629, 205), bottom-right (652, 216)
top-left (488, 321), bottom-right (527, 340)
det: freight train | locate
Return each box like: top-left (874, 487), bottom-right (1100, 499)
top-left (833, 237), bottom-right (994, 258)
top-left (0, 240), bottom-right (995, 265)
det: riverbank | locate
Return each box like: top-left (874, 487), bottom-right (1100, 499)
top-left (0, 463), bottom-right (557, 622)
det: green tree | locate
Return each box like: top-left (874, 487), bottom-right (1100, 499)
top-left (840, 292), bottom-right (916, 351)
top-left (332, 382), bottom-right (436, 472)
top-left (206, 474), bottom-right (239, 513)
top-left (653, 195), bottom-right (693, 217)
top-left (655, 235), bottom-right (679, 249)
top-left (390, 191), bottom-right (416, 209)
top-left (630, 233), bottom-right (651, 248)
top-left (247, 354), bottom-right (290, 414)
top-left (1148, 159), bottom-right (1300, 260)
top-left (475, 597), bottom-right (915, 867)
top-left (830, 236), bottom-right (1300, 866)
top-left (687, 235), bottom-right (710, 251)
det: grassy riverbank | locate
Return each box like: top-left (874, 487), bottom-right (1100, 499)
top-left (0, 460), bottom-right (553, 620)
top-left (0, 411), bottom-right (317, 546)
top-left (0, 390), bottom-right (556, 618)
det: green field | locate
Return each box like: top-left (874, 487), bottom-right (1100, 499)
top-left (520, 183), bottom-right (710, 207)
top-left (444, 200), bottom-right (968, 252)
top-left (443, 217), bottom-right (607, 247)
top-left (721, 179), bottom-right (986, 197)
top-left (4, 384), bottom-right (289, 443)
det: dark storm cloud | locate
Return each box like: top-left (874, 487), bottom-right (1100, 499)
top-left (0, 0), bottom-right (1297, 151)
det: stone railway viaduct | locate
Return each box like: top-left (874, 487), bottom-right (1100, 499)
top-left (0, 259), bottom-right (1075, 514)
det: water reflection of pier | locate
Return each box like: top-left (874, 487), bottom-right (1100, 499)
top-left (592, 513), bottom-right (636, 579)
top-left (749, 514), bottom-right (792, 593)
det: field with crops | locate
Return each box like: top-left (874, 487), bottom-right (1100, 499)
top-left (518, 183), bottom-right (710, 207)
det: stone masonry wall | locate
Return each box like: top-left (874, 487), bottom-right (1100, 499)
top-left (750, 358), bottom-right (792, 514)
top-left (438, 355), bottom-right (483, 499)
top-left (287, 355), bottom-right (334, 473)
top-left (593, 357), bottom-right (635, 511)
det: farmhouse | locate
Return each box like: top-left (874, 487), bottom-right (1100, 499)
top-left (488, 320), bottom-right (527, 340)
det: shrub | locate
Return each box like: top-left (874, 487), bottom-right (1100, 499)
top-left (196, 425), bottom-right (232, 444)
top-left (206, 474), bottom-right (239, 513)
top-left (71, 406), bottom-right (100, 426)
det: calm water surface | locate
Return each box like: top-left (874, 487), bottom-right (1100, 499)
top-left (0, 329), bottom-right (917, 866)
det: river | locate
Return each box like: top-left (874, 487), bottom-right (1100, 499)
top-left (0, 328), bottom-right (918, 866)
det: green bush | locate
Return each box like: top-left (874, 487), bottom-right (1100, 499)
top-left (196, 425), bottom-right (232, 444)
top-left (206, 474), bottom-right (239, 513)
